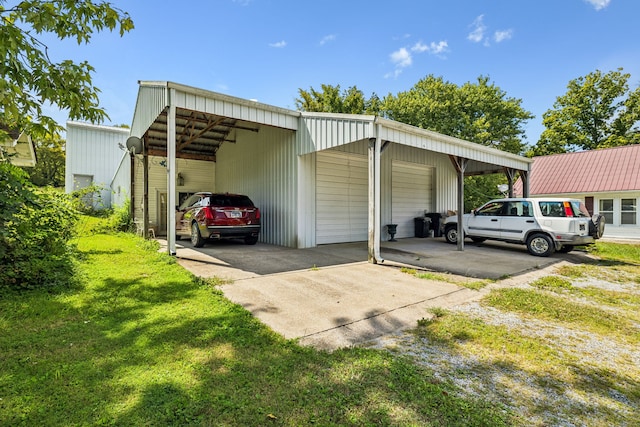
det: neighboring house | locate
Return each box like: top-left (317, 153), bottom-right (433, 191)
top-left (514, 145), bottom-right (640, 237)
top-left (0, 127), bottom-right (37, 167)
top-left (65, 122), bottom-right (130, 210)
top-left (105, 81), bottom-right (532, 256)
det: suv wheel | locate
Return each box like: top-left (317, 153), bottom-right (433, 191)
top-left (191, 222), bottom-right (205, 248)
top-left (444, 225), bottom-right (458, 244)
top-left (244, 235), bottom-right (258, 245)
top-left (590, 214), bottom-right (606, 239)
top-left (527, 233), bottom-right (554, 257)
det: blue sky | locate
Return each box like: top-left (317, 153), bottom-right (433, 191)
top-left (43, 0), bottom-right (639, 146)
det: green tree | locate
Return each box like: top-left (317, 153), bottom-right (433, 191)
top-left (533, 68), bottom-right (640, 155)
top-left (382, 75), bottom-right (533, 210)
top-left (23, 132), bottom-right (65, 187)
top-left (296, 84), bottom-right (381, 114)
top-left (382, 75), bottom-right (533, 155)
top-left (0, 1), bottom-right (134, 139)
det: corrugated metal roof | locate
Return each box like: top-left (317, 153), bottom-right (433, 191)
top-left (514, 144), bottom-right (640, 195)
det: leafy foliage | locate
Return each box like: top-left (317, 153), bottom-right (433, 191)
top-left (0, 161), bottom-right (79, 289)
top-left (382, 75), bottom-right (533, 155)
top-left (295, 84), bottom-right (382, 114)
top-left (21, 132), bottom-right (65, 186)
top-left (532, 68), bottom-right (640, 155)
top-left (381, 75), bottom-right (531, 208)
top-left (0, 1), bottom-right (134, 137)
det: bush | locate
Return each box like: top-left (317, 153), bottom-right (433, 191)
top-left (106, 199), bottom-right (133, 232)
top-left (1, 162), bottom-right (79, 290)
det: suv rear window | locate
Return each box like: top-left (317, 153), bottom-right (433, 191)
top-left (209, 195), bottom-right (254, 207)
top-left (538, 201), bottom-right (589, 217)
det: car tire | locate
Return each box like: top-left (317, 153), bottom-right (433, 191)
top-left (191, 222), bottom-right (205, 248)
top-left (444, 225), bottom-right (458, 244)
top-left (244, 235), bottom-right (258, 245)
top-left (471, 237), bottom-right (486, 243)
top-left (527, 233), bottom-right (555, 257)
top-left (591, 214), bottom-right (606, 239)
top-left (558, 245), bottom-right (574, 253)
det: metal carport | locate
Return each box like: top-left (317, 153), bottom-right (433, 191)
top-left (126, 81), bottom-right (532, 261)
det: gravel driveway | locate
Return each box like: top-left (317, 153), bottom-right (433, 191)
top-left (370, 259), bottom-right (640, 427)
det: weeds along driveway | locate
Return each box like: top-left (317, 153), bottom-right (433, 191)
top-left (164, 238), bottom-right (584, 350)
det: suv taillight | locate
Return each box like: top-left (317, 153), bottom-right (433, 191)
top-left (204, 207), bottom-right (215, 221)
top-left (563, 202), bottom-right (574, 217)
top-left (255, 208), bottom-right (261, 220)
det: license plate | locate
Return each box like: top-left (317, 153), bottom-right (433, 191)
top-left (229, 210), bottom-right (242, 218)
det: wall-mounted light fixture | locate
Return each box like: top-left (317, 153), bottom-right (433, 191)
top-left (177, 172), bottom-right (184, 186)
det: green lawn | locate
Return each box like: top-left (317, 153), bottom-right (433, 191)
top-left (0, 227), bottom-right (511, 426)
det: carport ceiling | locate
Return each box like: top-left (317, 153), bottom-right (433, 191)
top-left (143, 107), bottom-right (259, 162)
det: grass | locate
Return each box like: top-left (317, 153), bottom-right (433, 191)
top-left (403, 240), bottom-right (640, 426)
top-left (400, 267), bottom-right (491, 290)
top-left (0, 221), bottom-right (512, 426)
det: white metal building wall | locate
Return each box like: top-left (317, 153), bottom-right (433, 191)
top-left (110, 154), bottom-right (130, 209)
top-left (65, 122), bottom-right (130, 209)
top-left (391, 161), bottom-right (433, 238)
top-left (216, 126), bottom-right (298, 247)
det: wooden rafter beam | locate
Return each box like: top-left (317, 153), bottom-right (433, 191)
top-left (147, 148), bottom-right (216, 162)
top-left (177, 114), bottom-right (227, 151)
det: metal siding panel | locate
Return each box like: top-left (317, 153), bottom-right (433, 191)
top-left (316, 151), bottom-right (368, 244)
top-left (65, 123), bottom-right (130, 208)
top-left (216, 126), bottom-right (297, 247)
top-left (131, 86), bottom-right (166, 139)
top-left (392, 161), bottom-right (433, 239)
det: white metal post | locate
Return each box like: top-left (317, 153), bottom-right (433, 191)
top-left (167, 89), bottom-right (177, 256)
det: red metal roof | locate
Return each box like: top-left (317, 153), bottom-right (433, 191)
top-left (514, 144), bottom-right (640, 195)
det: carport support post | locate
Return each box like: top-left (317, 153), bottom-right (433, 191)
top-left (521, 169), bottom-right (530, 197)
top-left (504, 168), bottom-right (516, 198)
top-left (143, 137), bottom-right (149, 239)
top-left (449, 156), bottom-right (468, 252)
top-left (367, 130), bottom-right (383, 264)
top-left (167, 96), bottom-right (177, 256)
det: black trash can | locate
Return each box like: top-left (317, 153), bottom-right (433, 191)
top-left (425, 212), bottom-right (443, 237)
top-left (414, 217), bottom-right (431, 238)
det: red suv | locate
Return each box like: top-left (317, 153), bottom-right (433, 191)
top-left (176, 192), bottom-right (261, 247)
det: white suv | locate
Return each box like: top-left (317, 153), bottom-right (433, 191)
top-left (442, 198), bottom-right (605, 256)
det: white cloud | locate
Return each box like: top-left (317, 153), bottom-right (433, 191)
top-left (319, 34), bottom-right (336, 46)
top-left (467, 15), bottom-right (486, 43)
top-left (584, 0), bottom-right (611, 10)
top-left (411, 40), bottom-right (448, 54)
top-left (269, 40), bottom-right (287, 48)
top-left (494, 29), bottom-right (513, 43)
top-left (391, 47), bottom-right (412, 68)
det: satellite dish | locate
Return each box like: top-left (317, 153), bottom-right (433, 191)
top-left (126, 136), bottom-right (143, 154)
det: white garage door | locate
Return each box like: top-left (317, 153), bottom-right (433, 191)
top-left (316, 151), bottom-right (368, 244)
top-left (392, 161), bottom-right (433, 238)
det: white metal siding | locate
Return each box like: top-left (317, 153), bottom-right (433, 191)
top-left (110, 153), bottom-right (130, 208)
top-left (65, 122), bottom-right (130, 209)
top-left (316, 151), bottom-right (368, 244)
top-left (216, 126), bottom-right (298, 247)
top-left (392, 161), bottom-right (433, 238)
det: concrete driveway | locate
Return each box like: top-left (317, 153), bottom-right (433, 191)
top-left (167, 237), bottom-right (583, 350)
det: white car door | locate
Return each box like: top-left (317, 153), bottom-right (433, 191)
top-left (467, 201), bottom-right (505, 238)
top-left (500, 201), bottom-right (535, 241)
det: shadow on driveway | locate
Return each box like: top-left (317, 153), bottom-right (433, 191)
top-left (169, 236), bottom-right (588, 281)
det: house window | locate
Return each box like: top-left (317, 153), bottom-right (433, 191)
top-left (599, 199), bottom-right (614, 225)
top-left (621, 198), bottom-right (637, 225)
